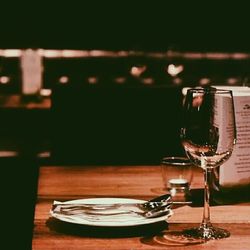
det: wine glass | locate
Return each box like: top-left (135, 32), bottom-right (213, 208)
top-left (180, 87), bottom-right (237, 240)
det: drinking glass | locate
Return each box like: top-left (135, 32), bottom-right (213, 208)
top-left (180, 88), bottom-right (237, 240)
top-left (161, 156), bottom-right (193, 202)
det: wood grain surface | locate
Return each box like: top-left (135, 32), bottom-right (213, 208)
top-left (32, 165), bottom-right (250, 250)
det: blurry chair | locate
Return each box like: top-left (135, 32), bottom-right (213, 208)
top-left (0, 154), bottom-right (39, 249)
top-left (0, 107), bottom-right (40, 249)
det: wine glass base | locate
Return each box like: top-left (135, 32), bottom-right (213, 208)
top-left (183, 226), bottom-right (230, 240)
top-left (159, 231), bottom-right (205, 245)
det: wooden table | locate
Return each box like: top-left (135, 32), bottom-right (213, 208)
top-left (32, 165), bottom-right (250, 249)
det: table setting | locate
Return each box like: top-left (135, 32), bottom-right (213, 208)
top-left (32, 87), bottom-right (250, 249)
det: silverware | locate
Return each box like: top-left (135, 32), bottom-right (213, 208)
top-left (52, 202), bottom-right (173, 219)
top-left (52, 194), bottom-right (191, 218)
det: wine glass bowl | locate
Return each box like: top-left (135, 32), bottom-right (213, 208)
top-left (180, 88), bottom-right (237, 240)
top-left (182, 140), bottom-right (234, 170)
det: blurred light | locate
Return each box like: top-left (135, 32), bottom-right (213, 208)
top-left (59, 76), bottom-right (69, 84)
top-left (117, 51), bottom-right (129, 57)
top-left (40, 89), bottom-right (52, 96)
top-left (43, 50), bottom-right (62, 58)
top-left (62, 50), bottom-right (89, 57)
top-left (173, 77), bottom-right (183, 85)
top-left (182, 87), bottom-right (189, 96)
top-left (142, 77), bottom-right (154, 85)
top-left (130, 65), bottom-right (147, 77)
top-left (227, 78), bottom-right (238, 85)
top-left (1, 49), bottom-right (22, 57)
top-left (0, 76), bottom-right (10, 84)
top-left (199, 78), bottom-right (211, 86)
top-left (90, 50), bottom-right (115, 57)
top-left (114, 77), bottom-right (126, 84)
top-left (183, 52), bottom-right (203, 59)
top-left (37, 151), bottom-right (51, 158)
top-left (205, 53), bottom-right (229, 60)
top-left (231, 53), bottom-right (249, 59)
top-left (167, 64), bottom-right (184, 77)
top-left (88, 76), bottom-right (98, 84)
top-left (0, 151), bottom-right (18, 157)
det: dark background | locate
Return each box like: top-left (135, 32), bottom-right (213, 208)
top-left (1, 2), bottom-right (250, 52)
top-left (2, 3), bottom-right (250, 249)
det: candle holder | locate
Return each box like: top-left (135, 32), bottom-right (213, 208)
top-left (161, 156), bottom-right (193, 202)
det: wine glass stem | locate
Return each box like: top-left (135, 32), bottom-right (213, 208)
top-left (201, 168), bottom-right (212, 228)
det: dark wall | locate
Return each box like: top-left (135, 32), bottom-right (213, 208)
top-left (51, 84), bottom-right (184, 165)
top-left (1, 2), bottom-right (250, 52)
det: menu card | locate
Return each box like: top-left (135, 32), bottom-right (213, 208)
top-left (215, 86), bottom-right (250, 188)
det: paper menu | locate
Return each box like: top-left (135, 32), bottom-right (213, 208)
top-left (213, 92), bottom-right (235, 155)
top-left (218, 87), bottom-right (250, 187)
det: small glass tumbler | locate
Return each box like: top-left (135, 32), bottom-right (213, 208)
top-left (161, 156), bottom-right (193, 202)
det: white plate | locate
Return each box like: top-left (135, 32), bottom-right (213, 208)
top-left (50, 197), bottom-right (173, 227)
